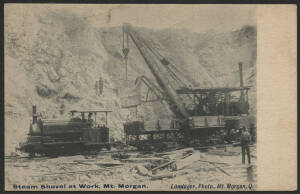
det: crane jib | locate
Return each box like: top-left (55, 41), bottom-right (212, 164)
top-left (123, 24), bottom-right (190, 119)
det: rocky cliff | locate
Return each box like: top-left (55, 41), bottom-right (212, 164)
top-left (5, 9), bottom-right (256, 154)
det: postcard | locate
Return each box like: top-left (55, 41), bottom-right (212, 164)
top-left (4, 4), bottom-right (297, 191)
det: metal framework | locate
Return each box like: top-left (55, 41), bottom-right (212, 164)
top-left (121, 24), bottom-right (252, 147)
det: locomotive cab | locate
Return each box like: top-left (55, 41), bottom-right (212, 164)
top-left (70, 110), bottom-right (112, 149)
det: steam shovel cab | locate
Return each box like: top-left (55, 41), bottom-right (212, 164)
top-left (18, 106), bottom-right (112, 157)
top-left (177, 86), bottom-right (251, 146)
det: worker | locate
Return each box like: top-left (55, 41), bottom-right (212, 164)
top-left (240, 126), bottom-right (251, 164)
top-left (59, 103), bottom-right (65, 115)
top-left (249, 123), bottom-right (256, 143)
top-left (81, 112), bottom-right (86, 122)
top-left (88, 112), bottom-right (94, 127)
top-left (95, 80), bottom-right (99, 96)
top-left (170, 118), bottom-right (177, 129)
top-left (88, 112), bottom-right (93, 122)
top-left (203, 103), bottom-right (208, 115)
top-left (106, 9), bottom-right (112, 24)
top-left (99, 77), bottom-right (103, 95)
top-left (138, 114), bottom-right (144, 122)
top-left (156, 120), bottom-right (161, 131)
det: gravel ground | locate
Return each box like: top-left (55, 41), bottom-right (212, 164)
top-left (5, 145), bottom-right (256, 191)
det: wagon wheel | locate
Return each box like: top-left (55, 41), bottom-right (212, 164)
top-left (28, 152), bottom-right (36, 158)
top-left (106, 144), bottom-right (111, 151)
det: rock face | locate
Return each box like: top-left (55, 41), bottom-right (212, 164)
top-left (5, 9), bottom-right (256, 154)
top-left (5, 10), bottom-right (128, 154)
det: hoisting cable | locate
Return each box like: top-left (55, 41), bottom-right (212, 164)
top-left (143, 39), bottom-right (195, 105)
top-left (143, 37), bottom-right (195, 88)
top-left (140, 37), bottom-right (195, 104)
top-left (142, 38), bottom-right (193, 87)
top-left (122, 27), bottom-right (130, 81)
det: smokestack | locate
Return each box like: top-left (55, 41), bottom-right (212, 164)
top-left (239, 62), bottom-right (244, 88)
top-left (32, 105), bottom-right (37, 124)
top-left (239, 62), bottom-right (245, 101)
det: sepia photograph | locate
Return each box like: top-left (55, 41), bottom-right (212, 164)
top-left (4, 4), bottom-right (296, 191)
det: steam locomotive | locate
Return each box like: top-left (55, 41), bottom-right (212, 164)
top-left (18, 105), bottom-right (111, 156)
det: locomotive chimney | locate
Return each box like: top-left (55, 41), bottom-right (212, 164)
top-left (32, 105), bottom-right (37, 124)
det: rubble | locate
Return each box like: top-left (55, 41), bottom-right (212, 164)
top-left (174, 151), bottom-right (202, 170)
top-left (133, 165), bottom-right (152, 177)
top-left (150, 173), bottom-right (176, 180)
top-left (121, 157), bottom-right (168, 164)
top-left (208, 149), bottom-right (240, 156)
top-left (111, 152), bottom-right (130, 160)
top-left (5, 145), bottom-right (257, 190)
top-left (95, 162), bottom-right (123, 167)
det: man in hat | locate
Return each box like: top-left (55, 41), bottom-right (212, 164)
top-left (95, 80), bottom-right (99, 96)
top-left (240, 126), bottom-right (251, 164)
